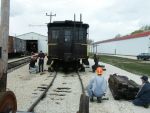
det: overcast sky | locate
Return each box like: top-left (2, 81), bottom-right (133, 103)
top-left (7, 0), bottom-right (150, 42)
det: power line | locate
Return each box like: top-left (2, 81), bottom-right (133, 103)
top-left (28, 24), bottom-right (46, 27)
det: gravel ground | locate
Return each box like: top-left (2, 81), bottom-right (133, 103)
top-left (7, 59), bottom-right (53, 111)
top-left (35, 72), bottom-right (81, 113)
top-left (7, 59), bottom-right (150, 113)
top-left (81, 59), bottom-right (150, 113)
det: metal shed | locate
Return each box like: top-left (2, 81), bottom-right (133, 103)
top-left (16, 32), bottom-right (48, 53)
top-left (93, 31), bottom-right (150, 56)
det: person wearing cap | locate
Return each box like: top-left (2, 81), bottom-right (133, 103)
top-left (87, 67), bottom-right (107, 103)
top-left (133, 75), bottom-right (150, 108)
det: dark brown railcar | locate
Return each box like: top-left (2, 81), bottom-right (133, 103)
top-left (8, 36), bottom-right (14, 54)
top-left (8, 36), bottom-right (26, 58)
top-left (47, 20), bottom-right (89, 71)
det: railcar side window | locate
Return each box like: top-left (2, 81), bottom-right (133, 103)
top-left (52, 30), bottom-right (59, 39)
top-left (64, 30), bottom-right (71, 42)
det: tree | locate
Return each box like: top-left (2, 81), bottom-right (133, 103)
top-left (131, 30), bottom-right (144, 35)
top-left (87, 39), bottom-right (94, 44)
top-left (131, 25), bottom-right (150, 35)
top-left (115, 34), bottom-right (121, 38)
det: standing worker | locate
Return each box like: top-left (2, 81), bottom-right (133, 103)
top-left (94, 54), bottom-right (98, 66)
top-left (133, 75), bottom-right (150, 108)
top-left (92, 54), bottom-right (99, 72)
top-left (87, 67), bottom-right (107, 103)
top-left (38, 51), bottom-right (45, 72)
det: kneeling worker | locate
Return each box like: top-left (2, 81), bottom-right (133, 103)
top-left (87, 67), bottom-right (107, 103)
top-left (29, 55), bottom-right (38, 73)
top-left (133, 75), bottom-right (150, 108)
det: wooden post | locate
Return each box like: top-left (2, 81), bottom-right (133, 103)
top-left (0, 0), bottom-right (10, 92)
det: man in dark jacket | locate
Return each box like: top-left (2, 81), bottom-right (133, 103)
top-left (133, 75), bottom-right (150, 108)
top-left (92, 54), bottom-right (99, 72)
top-left (38, 51), bottom-right (45, 72)
top-left (94, 54), bottom-right (98, 66)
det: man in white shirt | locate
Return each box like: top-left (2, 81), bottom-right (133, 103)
top-left (87, 67), bottom-right (107, 103)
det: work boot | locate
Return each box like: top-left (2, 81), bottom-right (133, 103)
top-left (143, 104), bottom-right (149, 108)
top-left (97, 97), bottom-right (102, 103)
top-left (90, 97), bottom-right (94, 102)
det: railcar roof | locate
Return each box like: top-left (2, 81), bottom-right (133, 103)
top-left (47, 20), bottom-right (89, 28)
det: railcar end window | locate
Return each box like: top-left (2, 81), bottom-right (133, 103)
top-left (79, 29), bottom-right (84, 41)
top-left (52, 30), bottom-right (59, 39)
top-left (64, 30), bottom-right (71, 42)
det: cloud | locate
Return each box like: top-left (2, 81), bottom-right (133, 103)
top-left (9, 0), bottom-right (150, 42)
top-left (10, 0), bottom-right (27, 17)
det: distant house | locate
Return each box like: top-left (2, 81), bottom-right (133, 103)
top-left (93, 31), bottom-right (150, 56)
top-left (16, 32), bottom-right (48, 53)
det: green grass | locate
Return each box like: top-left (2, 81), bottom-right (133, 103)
top-left (96, 55), bottom-right (150, 76)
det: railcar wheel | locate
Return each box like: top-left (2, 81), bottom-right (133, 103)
top-left (0, 91), bottom-right (17, 113)
top-left (77, 94), bottom-right (89, 113)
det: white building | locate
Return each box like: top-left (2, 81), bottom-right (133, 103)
top-left (93, 31), bottom-right (150, 56)
top-left (16, 32), bottom-right (48, 53)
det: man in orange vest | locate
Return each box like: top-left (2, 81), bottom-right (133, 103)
top-left (87, 67), bottom-right (107, 103)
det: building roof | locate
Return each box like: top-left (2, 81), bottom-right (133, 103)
top-left (16, 32), bottom-right (47, 41)
top-left (16, 32), bottom-right (47, 38)
top-left (94, 31), bottom-right (150, 44)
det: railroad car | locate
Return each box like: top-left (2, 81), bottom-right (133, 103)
top-left (8, 36), bottom-right (26, 58)
top-left (47, 20), bottom-right (89, 71)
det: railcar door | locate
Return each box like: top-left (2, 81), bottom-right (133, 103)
top-left (63, 29), bottom-right (72, 61)
top-left (73, 28), bottom-right (87, 59)
top-left (48, 29), bottom-right (59, 59)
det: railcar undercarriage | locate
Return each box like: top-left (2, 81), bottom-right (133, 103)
top-left (48, 59), bottom-right (87, 72)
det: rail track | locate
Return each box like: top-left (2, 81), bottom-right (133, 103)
top-left (26, 71), bottom-right (89, 113)
top-left (8, 57), bottom-right (31, 72)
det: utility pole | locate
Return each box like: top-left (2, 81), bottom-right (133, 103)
top-left (0, 0), bottom-right (10, 92)
top-left (46, 12), bottom-right (56, 23)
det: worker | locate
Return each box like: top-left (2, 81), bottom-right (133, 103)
top-left (87, 67), bottom-right (107, 103)
top-left (92, 54), bottom-right (99, 72)
top-left (94, 54), bottom-right (98, 66)
top-left (38, 51), bottom-right (45, 72)
top-left (133, 75), bottom-right (150, 108)
top-left (29, 55), bottom-right (38, 74)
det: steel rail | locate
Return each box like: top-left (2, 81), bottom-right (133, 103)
top-left (76, 71), bottom-right (85, 94)
top-left (27, 72), bottom-right (57, 112)
top-left (76, 71), bottom-right (89, 113)
top-left (8, 57), bottom-right (31, 72)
